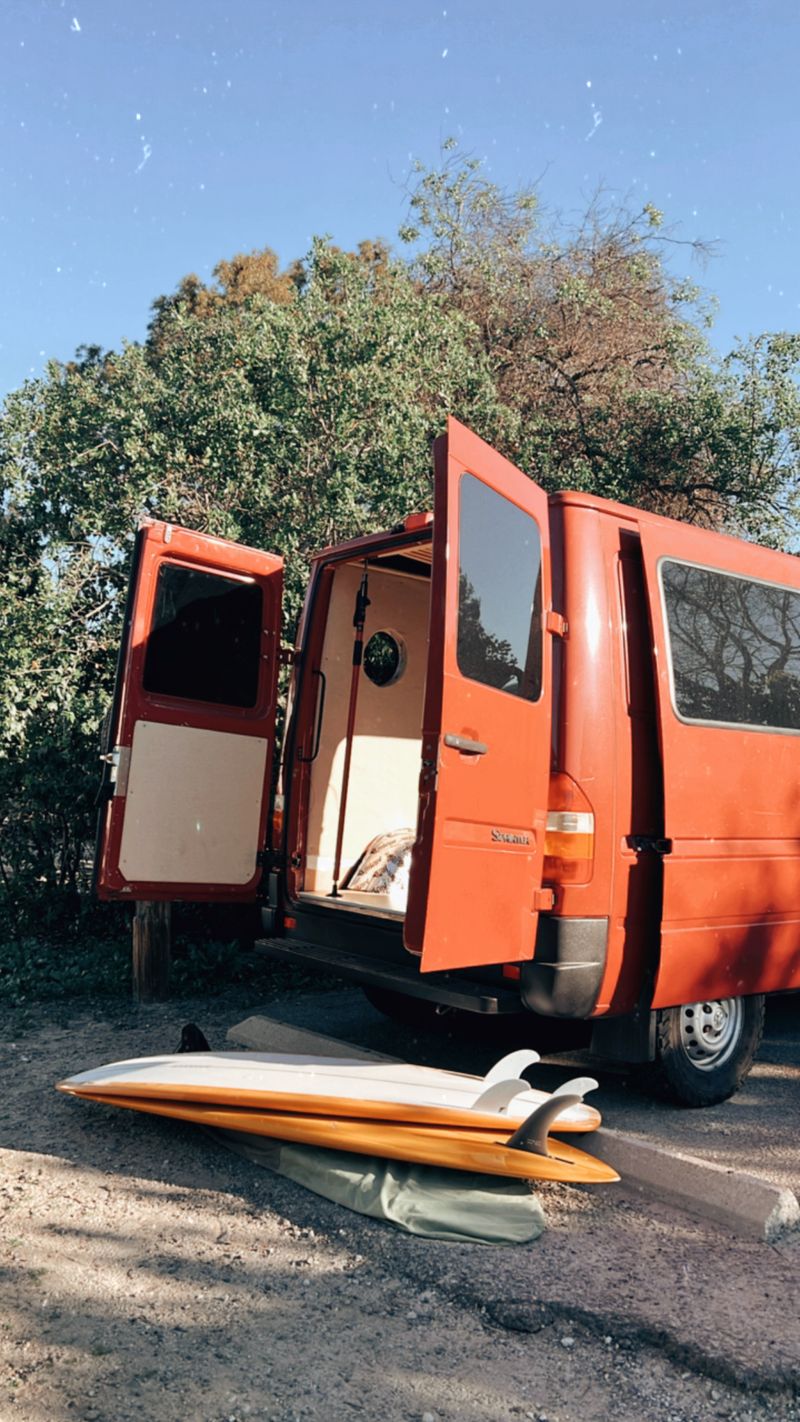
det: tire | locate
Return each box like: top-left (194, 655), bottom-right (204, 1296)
top-left (656, 993), bottom-right (765, 1106)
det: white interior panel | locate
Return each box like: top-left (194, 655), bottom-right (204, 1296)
top-left (120, 720), bottom-right (268, 885)
top-left (304, 561), bottom-right (429, 894)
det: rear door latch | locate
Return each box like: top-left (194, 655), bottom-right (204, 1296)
top-left (627, 835), bottom-right (673, 856)
top-left (533, 888), bottom-right (556, 911)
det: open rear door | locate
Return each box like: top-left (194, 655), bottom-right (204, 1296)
top-left (405, 418), bottom-right (553, 972)
top-left (639, 519), bottom-right (800, 1005)
top-left (96, 520), bottom-right (283, 902)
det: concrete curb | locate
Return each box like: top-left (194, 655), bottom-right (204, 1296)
top-left (587, 1127), bottom-right (800, 1242)
top-left (227, 1015), bottom-right (391, 1061)
top-left (227, 1014), bottom-right (800, 1243)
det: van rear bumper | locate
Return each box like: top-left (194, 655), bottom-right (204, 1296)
top-left (255, 936), bottom-right (523, 1014)
top-left (521, 917), bottom-right (609, 1018)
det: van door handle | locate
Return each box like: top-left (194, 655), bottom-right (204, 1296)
top-left (443, 733), bottom-right (488, 756)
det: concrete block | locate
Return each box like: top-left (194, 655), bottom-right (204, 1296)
top-left (588, 1126), bottom-right (800, 1242)
top-left (227, 1014), bottom-right (393, 1061)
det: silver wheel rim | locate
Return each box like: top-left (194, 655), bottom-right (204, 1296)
top-left (678, 998), bottom-right (743, 1071)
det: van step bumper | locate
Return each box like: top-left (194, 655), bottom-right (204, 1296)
top-left (254, 937), bottom-right (522, 1015)
top-left (520, 917), bottom-right (609, 1018)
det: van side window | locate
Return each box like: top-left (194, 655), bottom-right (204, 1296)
top-left (661, 560), bottom-right (800, 731)
top-left (456, 473), bottom-right (543, 701)
top-left (143, 563), bottom-right (263, 708)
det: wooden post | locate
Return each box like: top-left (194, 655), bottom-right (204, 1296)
top-left (132, 901), bottom-right (172, 1002)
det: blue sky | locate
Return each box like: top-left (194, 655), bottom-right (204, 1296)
top-left (2, 0), bottom-right (799, 397)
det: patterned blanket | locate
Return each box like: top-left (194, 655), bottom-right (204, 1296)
top-left (344, 828), bottom-right (415, 910)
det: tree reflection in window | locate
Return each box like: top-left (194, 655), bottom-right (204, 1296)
top-left (456, 474), bottom-right (542, 701)
top-left (662, 561), bottom-right (800, 730)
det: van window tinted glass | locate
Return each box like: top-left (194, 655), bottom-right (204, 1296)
top-left (662, 560), bottom-right (800, 731)
top-left (457, 473), bottom-right (542, 700)
top-left (143, 563), bottom-right (263, 707)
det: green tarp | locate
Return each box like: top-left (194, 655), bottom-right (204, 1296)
top-left (214, 1128), bottom-right (547, 1245)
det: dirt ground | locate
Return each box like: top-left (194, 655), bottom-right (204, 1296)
top-left (2, 985), bottom-right (800, 1422)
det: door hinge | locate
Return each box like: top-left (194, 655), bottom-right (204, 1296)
top-left (545, 610), bottom-right (568, 638)
top-left (98, 745), bottom-right (130, 797)
top-left (533, 887), bottom-right (556, 912)
top-left (279, 645), bottom-right (298, 667)
top-left (627, 835), bottom-right (673, 856)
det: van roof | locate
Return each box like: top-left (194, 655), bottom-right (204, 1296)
top-left (548, 487), bottom-right (645, 522)
top-left (313, 487), bottom-right (797, 574)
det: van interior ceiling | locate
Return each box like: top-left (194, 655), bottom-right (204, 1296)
top-left (300, 541), bottom-right (432, 918)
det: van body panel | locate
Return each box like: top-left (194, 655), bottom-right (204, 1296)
top-left (542, 508), bottom-right (662, 1018)
top-left (543, 507), bottom-right (618, 1009)
top-left (96, 520), bottom-right (283, 902)
top-left (602, 532), bottom-right (664, 1013)
top-left (404, 418), bottom-right (553, 971)
top-left (639, 519), bottom-right (800, 1005)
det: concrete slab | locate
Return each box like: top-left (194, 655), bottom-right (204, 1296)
top-left (227, 1011), bottom-right (800, 1242)
top-left (588, 1126), bottom-right (800, 1242)
top-left (227, 1014), bottom-right (390, 1060)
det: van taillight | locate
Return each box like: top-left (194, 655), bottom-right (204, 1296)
top-left (271, 794), bottom-right (284, 846)
top-left (543, 774), bottom-right (594, 884)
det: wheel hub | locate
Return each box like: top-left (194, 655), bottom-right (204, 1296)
top-left (678, 998), bottom-right (743, 1071)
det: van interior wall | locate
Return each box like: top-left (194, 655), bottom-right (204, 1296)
top-left (303, 559), bottom-right (429, 898)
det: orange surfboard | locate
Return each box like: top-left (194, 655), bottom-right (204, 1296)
top-left (65, 1090), bottom-right (619, 1185)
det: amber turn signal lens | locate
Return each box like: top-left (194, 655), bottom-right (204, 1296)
top-left (543, 774), bottom-right (594, 885)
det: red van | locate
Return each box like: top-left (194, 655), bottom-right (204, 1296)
top-left (96, 418), bottom-right (800, 1105)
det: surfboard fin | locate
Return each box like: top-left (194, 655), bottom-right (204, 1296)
top-left (506, 1094), bottom-right (583, 1158)
top-left (472, 1077), bottom-right (530, 1113)
top-left (175, 1024), bottom-right (211, 1054)
top-left (474, 1073), bottom-right (599, 1117)
top-left (551, 1076), bottom-right (598, 1100)
top-left (482, 1050), bottom-right (540, 1087)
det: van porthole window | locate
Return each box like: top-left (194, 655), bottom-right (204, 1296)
top-left (363, 630), bottom-right (406, 688)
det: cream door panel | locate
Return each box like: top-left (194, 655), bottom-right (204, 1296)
top-left (119, 720), bottom-right (268, 885)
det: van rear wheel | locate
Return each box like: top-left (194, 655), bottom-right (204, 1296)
top-left (656, 994), bottom-right (765, 1106)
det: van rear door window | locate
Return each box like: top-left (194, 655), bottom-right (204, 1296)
top-left (456, 472), bottom-right (543, 701)
top-left (143, 562), bottom-right (263, 707)
top-left (661, 560), bottom-right (800, 731)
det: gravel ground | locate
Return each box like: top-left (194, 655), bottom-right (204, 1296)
top-left (2, 985), bottom-right (799, 1422)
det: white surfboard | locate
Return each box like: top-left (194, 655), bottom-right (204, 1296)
top-left (58, 1048), bottom-right (601, 1134)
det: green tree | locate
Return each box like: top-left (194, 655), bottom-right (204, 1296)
top-left (1, 148), bottom-right (799, 949)
top-left (148, 245), bottom-right (299, 338)
top-left (0, 238), bottom-right (498, 928)
top-left (401, 146), bottom-right (800, 532)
